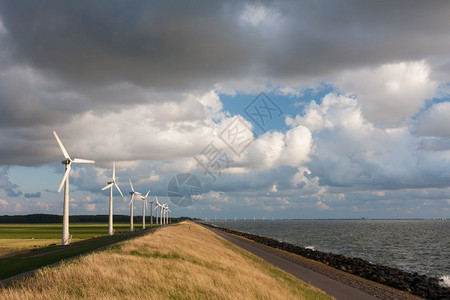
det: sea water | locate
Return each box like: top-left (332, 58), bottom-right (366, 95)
top-left (207, 220), bottom-right (449, 286)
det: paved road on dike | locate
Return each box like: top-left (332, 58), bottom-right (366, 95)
top-left (206, 226), bottom-right (382, 300)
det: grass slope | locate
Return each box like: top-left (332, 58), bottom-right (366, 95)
top-left (0, 227), bottom-right (153, 280)
top-left (0, 221), bottom-right (333, 299)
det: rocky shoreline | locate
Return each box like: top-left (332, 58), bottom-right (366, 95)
top-left (201, 222), bottom-right (450, 299)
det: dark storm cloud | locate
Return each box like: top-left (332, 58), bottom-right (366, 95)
top-left (1, 0), bottom-right (449, 90)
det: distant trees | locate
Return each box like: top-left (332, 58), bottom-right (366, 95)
top-left (0, 214), bottom-right (186, 223)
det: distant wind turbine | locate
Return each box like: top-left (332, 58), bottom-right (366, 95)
top-left (154, 196), bottom-right (161, 225)
top-left (140, 189), bottom-right (150, 229)
top-left (53, 131), bottom-right (95, 245)
top-left (163, 204), bottom-right (170, 224)
top-left (128, 179), bottom-right (141, 231)
top-left (149, 197), bottom-right (154, 227)
top-left (167, 207), bottom-right (171, 224)
top-left (155, 197), bottom-right (164, 225)
top-left (102, 163), bottom-right (124, 236)
top-left (160, 203), bottom-right (165, 225)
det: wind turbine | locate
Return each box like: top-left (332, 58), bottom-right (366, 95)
top-left (160, 202), bottom-right (164, 225)
top-left (167, 207), bottom-right (171, 224)
top-left (163, 204), bottom-right (168, 225)
top-left (154, 196), bottom-right (161, 225)
top-left (140, 189), bottom-right (150, 229)
top-left (155, 197), bottom-right (164, 225)
top-left (101, 163), bottom-right (124, 236)
top-left (53, 131), bottom-right (95, 245)
top-left (149, 196), bottom-right (154, 227)
top-left (128, 179), bottom-right (141, 231)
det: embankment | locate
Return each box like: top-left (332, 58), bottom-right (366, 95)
top-left (0, 222), bottom-right (332, 300)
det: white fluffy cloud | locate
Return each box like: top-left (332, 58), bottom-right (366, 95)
top-left (288, 92), bottom-right (450, 189)
top-left (235, 125), bottom-right (312, 170)
top-left (416, 102), bottom-right (450, 137)
top-left (335, 61), bottom-right (437, 127)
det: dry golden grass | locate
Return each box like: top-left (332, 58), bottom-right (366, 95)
top-left (0, 221), bottom-right (333, 300)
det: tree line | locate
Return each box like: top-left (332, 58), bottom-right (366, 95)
top-left (0, 214), bottom-right (193, 223)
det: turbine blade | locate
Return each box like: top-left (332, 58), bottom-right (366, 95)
top-left (112, 162), bottom-right (116, 181)
top-left (58, 164), bottom-right (71, 193)
top-left (114, 183), bottom-right (124, 197)
top-left (102, 183), bottom-right (113, 191)
top-left (135, 191), bottom-right (142, 195)
top-left (129, 179), bottom-right (134, 192)
top-left (145, 189), bottom-right (150, 198)
top-left (53, 131), bottom-right (71, 159)
top-left (73, 158), bottom-right (95, 164)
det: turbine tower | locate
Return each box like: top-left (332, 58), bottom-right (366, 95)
top-left (101, 162), bottom-right (124, 236)
top-left (167, 207), bottom-right (171, 224)
top-left (140, 189), bottom-right (150, 229)
top-left (53, 131), bottom-right (95, 245)
top-left (149, 196), bottom-right (154, 227)
top-left (155, 197), bottom-right (163, 225)
top-left (154, 196), bottom-right (160, 225)
top-left (128, 179), bottom-right (141, 231)
top-left (162, 204), bottom-right (167, 225)
top-left (160, 203), bottom-right (164, 225)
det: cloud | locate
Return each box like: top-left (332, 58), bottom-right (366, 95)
top-left (335, 61), bottom-right (437, 127)
top-left (35, 201), bottom-right (49, 211)
top-left (0, 2), bottom-right (449, 218)
top-left (316, 200), bottom-right (330, 210)
top-left (24, 192), bottom-right (41, 198)
top-left (14, 202), bottom-right (23, 212)
top-left (416, 102), bottom-right (450, 138)
top-left (289, 93), bottom-right (450, 189)
top-left (0, 198), bottom-right (7, 207)
top-left (233, 124), bottom-right (312, 170)
top-left (209, 205), bottom-right (221, 212)
top-left (0, 90), bottom-right (220, 166)
top-left (84, 203), bottom-right (96, 212)
top-left (270, 184), bottom-right (277, 193)
top-left (0, 166), bottom-right (21, 197)
top-left (1, 1), bottom-right (449, 93)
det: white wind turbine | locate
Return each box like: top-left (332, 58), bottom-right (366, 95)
top-left (162, 204), bottom-right (167, 225)
top-left (149, 196), bottom-right (154, 227)
top-left (140, 189), bottom-right (150, 229)
top-left (167, 207), bottom-right (171, 224)
top-left (128, 179), bottom-right (141, 231)
top-left (155, 197), bottom-right (164, 225)
top-left (101, 163), bottom-right (124, 236)
top-left (164, 204), bottom-right (170, 224)
top-left (160, 202), bottom-right (165, 225)
top-left (53, 131), bottom-right (95, 245)
top-left (154, 196), bottom-right (161, 225)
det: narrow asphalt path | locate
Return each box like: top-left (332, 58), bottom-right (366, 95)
top-left (206, 226), bottom-right (381, 300)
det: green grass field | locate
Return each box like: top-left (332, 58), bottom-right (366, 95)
top-left (0, 223), bottom-right (159, 281)
top-left (0, 223), bottom-right (147, 240)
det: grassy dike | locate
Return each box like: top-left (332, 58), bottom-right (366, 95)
top-left (0, 221), bottom-right (332, 299)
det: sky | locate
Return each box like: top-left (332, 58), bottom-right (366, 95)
top-left (0, 0), bottom-right (450, 219)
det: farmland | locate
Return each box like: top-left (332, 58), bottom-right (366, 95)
top-left (0, 223), bottom-right (154, 280)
